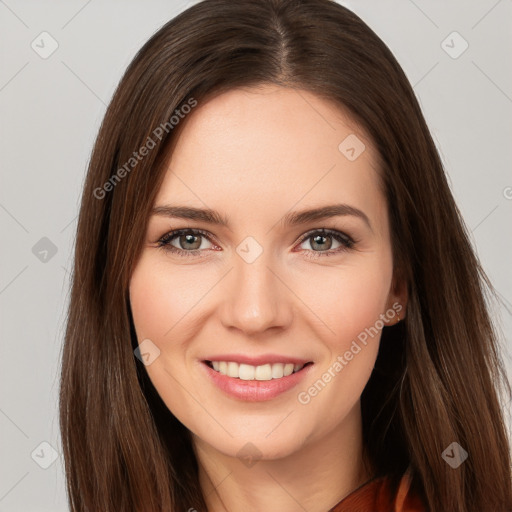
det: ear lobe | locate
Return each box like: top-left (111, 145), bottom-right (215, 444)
top-left (384, 271), bottom-right (408, 325)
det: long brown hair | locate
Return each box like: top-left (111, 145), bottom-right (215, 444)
top-left (59, 0), bottom-right (512, 510)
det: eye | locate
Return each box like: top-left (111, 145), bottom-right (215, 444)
top-left (156, 228), bottom-right (216, 257)
top-left (295, 229), bottom-right (355, 258)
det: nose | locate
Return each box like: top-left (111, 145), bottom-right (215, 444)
top-left (219, 252), bottom-right (294, 336)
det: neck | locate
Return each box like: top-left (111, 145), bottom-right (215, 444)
top-left (193, 402), bottom-right (372, 512)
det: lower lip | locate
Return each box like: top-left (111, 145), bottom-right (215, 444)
top-left (201, 361), bottom-right (313, 402)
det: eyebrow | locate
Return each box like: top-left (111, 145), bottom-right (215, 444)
top-left (151, 204), bottom-right (372, 230)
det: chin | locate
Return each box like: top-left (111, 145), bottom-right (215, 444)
top-left (193, 423), bottom-right (308, 462)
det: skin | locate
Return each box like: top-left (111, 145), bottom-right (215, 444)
top-left (129, 84), bottom-right (407, 512)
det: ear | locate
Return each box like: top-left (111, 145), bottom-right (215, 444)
top-left (383, 268), bottom-right (408, 326)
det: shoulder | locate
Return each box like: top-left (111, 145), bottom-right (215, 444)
top-left (329, 466), bottom-right (427, 512)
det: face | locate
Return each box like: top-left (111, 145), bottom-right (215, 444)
top-left (129, 84), bottom-right (405, 461)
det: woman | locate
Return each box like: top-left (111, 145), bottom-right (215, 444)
top-left (59, 0), bottom-right (512, 511)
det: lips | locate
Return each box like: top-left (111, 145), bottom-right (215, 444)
top-left (200, 354), bottom-right (314, 401)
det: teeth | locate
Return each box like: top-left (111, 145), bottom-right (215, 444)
top-left (255, 364), bottom-right (272, 381)
top-left (239, 364), bottom-right (255, 380)
top-left (227, 361), bottom-right (238, 378)
top-left (210, 361), bottom-right (306, 380)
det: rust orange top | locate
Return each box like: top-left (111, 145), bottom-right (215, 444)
top-left (328, 466), bottom-right (426, 512)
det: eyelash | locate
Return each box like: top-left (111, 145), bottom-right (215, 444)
top-left (156, 228), bottom-right (356, 259)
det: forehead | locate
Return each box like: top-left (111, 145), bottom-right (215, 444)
top-left (156, 85), bottom-right (385, 231)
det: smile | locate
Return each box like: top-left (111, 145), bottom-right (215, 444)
top-left (201, 358), bottom-right (314, 401)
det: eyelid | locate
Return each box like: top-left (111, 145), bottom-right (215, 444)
top-left (295, 227), bottom-right (354, 245)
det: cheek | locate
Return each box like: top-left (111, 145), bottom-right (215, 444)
top-left (293, 256), bottom-right (392, 347)
top-left (129, 258), bottom-right (208, 341)
top-left (129, 268), bottom-right (168, 341)
top-left (293, 255), bottom-right (392, 389)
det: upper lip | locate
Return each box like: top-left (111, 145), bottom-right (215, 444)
top-left (203, 354), bottom-right (313, 366)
